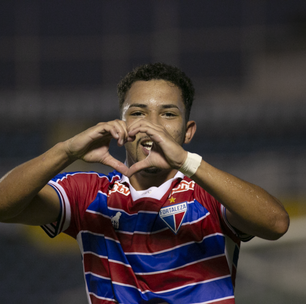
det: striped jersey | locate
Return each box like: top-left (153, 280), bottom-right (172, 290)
top-left (43, 170), bottom-right (249, 304)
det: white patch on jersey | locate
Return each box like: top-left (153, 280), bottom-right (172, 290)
top-left (111, 212), bottom-right (122, 229)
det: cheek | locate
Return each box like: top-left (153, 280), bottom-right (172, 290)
top-left (124, 141), bottom-right (134, 152)
top-left (177, 131), bottom-right (186, 144)
top-left (124, 138), bottom-right (139, 156)
top-left (123, 116), bottom-right (136, 129)
top-left (167, 126), bottom-right (186, 144)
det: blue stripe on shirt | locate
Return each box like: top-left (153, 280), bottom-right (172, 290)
top-left (85, 273), bottom-right (115, 301)
top-left (87, 197), bottom-right (210, 234)
top-left (81, 231), bottom-right (225, 273)
top-left (126, 234), bottom-right (225, 273)
top-left (86, 272), bottom-right (234, 304)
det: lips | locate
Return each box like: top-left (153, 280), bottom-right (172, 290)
top-left (141, 140), bottom-right (153, 151)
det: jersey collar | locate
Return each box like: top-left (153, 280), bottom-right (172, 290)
top-left (120, 171), bottom-right (184, 201)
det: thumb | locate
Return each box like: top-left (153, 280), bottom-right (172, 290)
top-left (126, 159), bottom-right (151, 177)
top-left (102, 154), bottom-right (130, 176)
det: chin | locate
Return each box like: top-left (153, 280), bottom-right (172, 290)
top-left (143, 167), bottom-right (162, 174)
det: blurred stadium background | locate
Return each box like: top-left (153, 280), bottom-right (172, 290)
top-left (0, 1), bottom-right (306, 303)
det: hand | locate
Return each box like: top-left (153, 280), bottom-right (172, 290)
top-left (126, 119), bottom-right (188, 176)
top-left (64, 120), bottom-right (133, 175)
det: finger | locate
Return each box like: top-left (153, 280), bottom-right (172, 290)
top-left (127, 118), bottom-right (149, 134)
top-left (128, 123), bottom-right (164, 144)
top-left (101, 153), bottom-right (130, 176)
top-left (105, 120), bottom-right (128, 146)
top-left (115, 120), bottom-right (129, 146)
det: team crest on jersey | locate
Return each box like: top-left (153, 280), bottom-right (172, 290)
top-left (159, 202), bottom-right (187, 234)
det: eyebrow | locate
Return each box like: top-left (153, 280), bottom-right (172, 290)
top-left (128, 103), bottom-right (147, 109)
top-left (128, 103), bottom-right (180, 110)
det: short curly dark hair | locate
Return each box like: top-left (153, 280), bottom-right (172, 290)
top-left (117, 63), bottom-right (195, 121)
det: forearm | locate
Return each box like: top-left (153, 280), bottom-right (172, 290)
top-left (0, 142), bottom-right (73, 221)
top-left (191, 159), bottom-right (289, 240)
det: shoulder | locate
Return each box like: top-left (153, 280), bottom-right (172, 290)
top-left (49, 170), bottom-right (122, 200)
top-left (179, 176), bottom-right (219, 206)
top-left (51, 170), bottom-right (122, 185)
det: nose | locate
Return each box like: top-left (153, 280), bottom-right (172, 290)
top-left (146, 111), bottom-right (160, 125)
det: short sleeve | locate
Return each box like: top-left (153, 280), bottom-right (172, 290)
top-left (41, 179), bottom-right (72, 238)
top-left (221, 205), bottom-right (254, 242)
top-left (41, 171), bottom-right (121, 239)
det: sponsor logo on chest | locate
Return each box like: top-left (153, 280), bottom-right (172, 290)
top-left (169, 180), bottom-right (195, 197)
top-left (108, 182), bottom-right (130, 196)
top-left (159, 202), bottom-right (187, 234)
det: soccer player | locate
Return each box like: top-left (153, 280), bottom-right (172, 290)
top-left (0, 63), bottom-right (289, 303)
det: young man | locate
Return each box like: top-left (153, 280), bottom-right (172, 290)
top-left (0, 63), bottom-right (289, 303)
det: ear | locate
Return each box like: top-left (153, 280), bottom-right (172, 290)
top-left (184, 120), bottom-right (197, 144)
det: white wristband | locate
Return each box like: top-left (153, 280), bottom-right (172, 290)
top-left (179, 152), bottom-right (202, 178)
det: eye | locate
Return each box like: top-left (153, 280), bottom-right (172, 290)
top-left (162, 112), bottom-right (177, 118)
top-left (130, 111), bottom-right (145, 117)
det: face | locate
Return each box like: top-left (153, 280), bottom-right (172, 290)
top-left (122, 80), bottom-right (189, 170)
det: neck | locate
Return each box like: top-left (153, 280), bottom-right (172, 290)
top-left (129, 168), bottom-right (178, 191)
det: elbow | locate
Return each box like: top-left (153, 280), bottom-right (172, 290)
top-left (0, 203), bottom-right (22, 223)
top-left (0, 209), bottom-right (15, 223)
top-left (268, 211), bottom-right (290, 240)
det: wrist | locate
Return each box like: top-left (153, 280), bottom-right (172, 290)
top-left (52, 141), bottom-right (77, 164)
top-left (60, 139), bottom-right (80, 162)
top-left (178, 152), bottom-right (202, 178)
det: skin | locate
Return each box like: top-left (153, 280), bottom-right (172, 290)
top-left (0, 80), bottom-right (289, 240)
top-left (121, 80), bottom-right (196, 190)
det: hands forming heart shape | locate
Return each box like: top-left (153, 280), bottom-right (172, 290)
top-left (65, 119), bottom-right (189, 178)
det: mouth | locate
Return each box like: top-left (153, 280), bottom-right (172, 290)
top-left (140, 139), bottom-right (153, 151)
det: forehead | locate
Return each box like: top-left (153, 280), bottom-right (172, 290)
top-left (123, 80), bottom-right (185, 108)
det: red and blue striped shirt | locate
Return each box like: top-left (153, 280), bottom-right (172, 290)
top-left (43, 170), bottom-right (247, 304)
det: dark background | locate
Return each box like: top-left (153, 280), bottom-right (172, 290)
top-left (1, 1), bottom-right (306, 303)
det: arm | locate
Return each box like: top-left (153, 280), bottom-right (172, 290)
top-left (0, 120), bottom-right (132, 225)
top-left (191, 160), bottom-right (289, 240)
top-left (0, 143), bottom-right (72, 225)
top-left (127, 119), bottom-right (289, 240)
